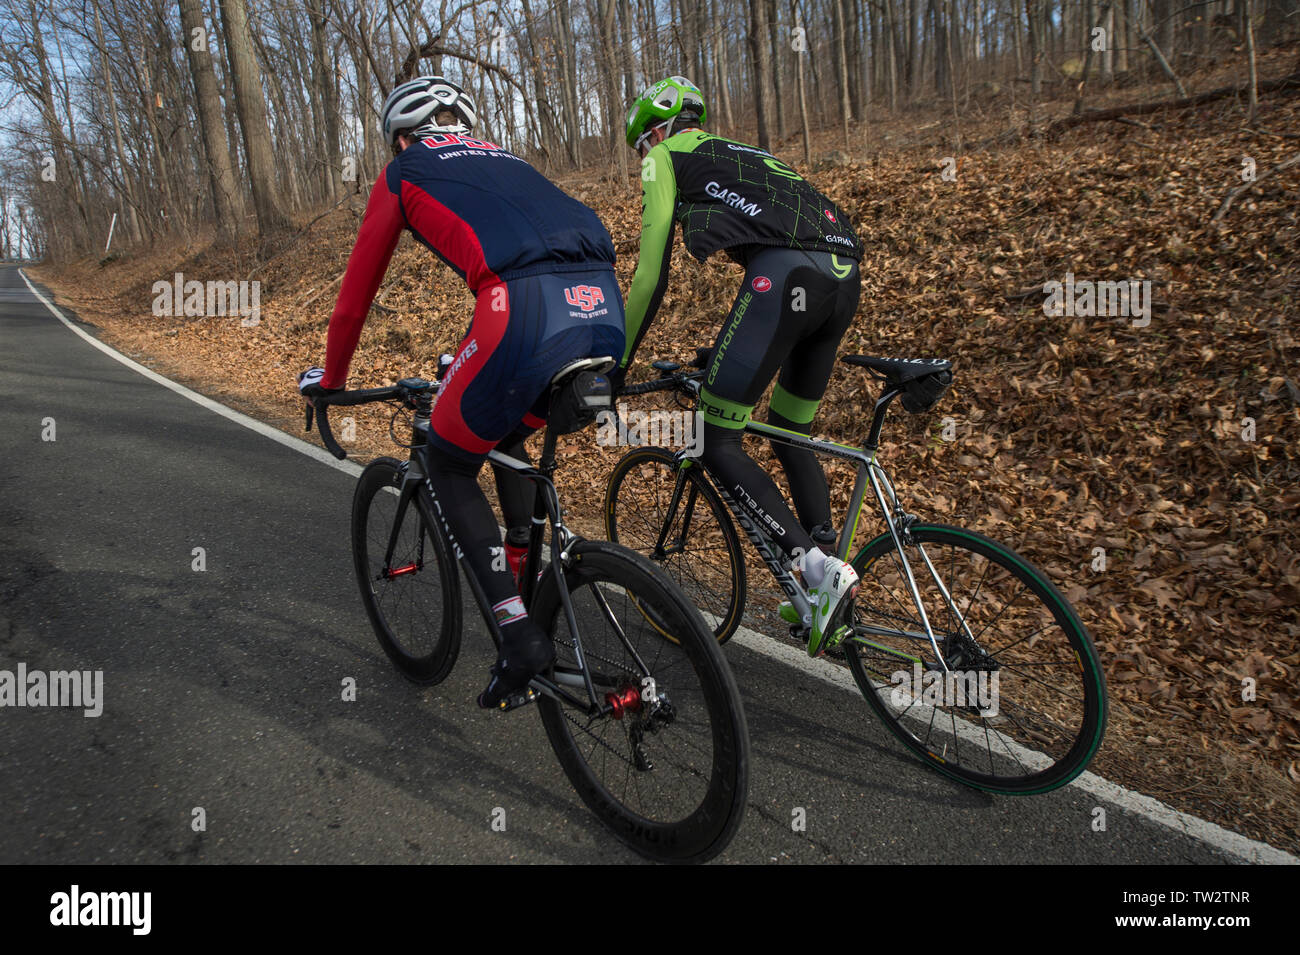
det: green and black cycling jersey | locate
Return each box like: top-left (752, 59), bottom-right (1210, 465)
top-left (624, 130), bottom-right (862, 366)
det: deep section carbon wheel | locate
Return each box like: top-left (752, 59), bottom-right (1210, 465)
top-left (532, 540), bottom-right (748, 863)
top-left (351, 457), bottom-right (461, 684)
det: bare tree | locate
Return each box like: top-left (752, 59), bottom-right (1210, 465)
top-left (218, 0), bottom-right (291, 233)
top-left (179, 0), bottom-right (246, 237)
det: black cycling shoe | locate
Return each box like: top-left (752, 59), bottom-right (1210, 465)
top-left (477, 624), bottom-right (556, 709)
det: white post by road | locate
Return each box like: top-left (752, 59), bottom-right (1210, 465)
top-left (105, 212), bottom-right (117, 253)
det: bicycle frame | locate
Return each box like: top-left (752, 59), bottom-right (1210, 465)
top-left (642, 374), bottom-right (963, 668)
top-left (384, 389), bottom-right (658, 716)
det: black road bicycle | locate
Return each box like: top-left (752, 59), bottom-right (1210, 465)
top-left (305, 357), bottom-right (749, 862)
top-left (603, 349), bottom-right (1106, 796)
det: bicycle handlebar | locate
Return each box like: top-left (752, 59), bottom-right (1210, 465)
top-left (304, 378), bottom-right (438, 461)
top-left (621, 346), bottom-right (710, 397)
top-left (621, 377), bottom-right (678, 396)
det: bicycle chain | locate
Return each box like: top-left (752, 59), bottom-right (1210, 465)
top-left (548, 635), bottom-right (642, 684)
top-left (561, 707), bottom-right (639, 770)
top-left (547, 635), bottom-right (651, 772)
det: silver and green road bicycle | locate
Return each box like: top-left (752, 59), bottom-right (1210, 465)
top-left (604, 350), bottom-right (1107, 796)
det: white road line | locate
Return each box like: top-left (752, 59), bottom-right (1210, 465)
top-left (18, 266), bottom-right (1298, 866)
top-left (18, 268), bottom-right (363, 479)
top-left (729, 622), bottom-right (1296, 864)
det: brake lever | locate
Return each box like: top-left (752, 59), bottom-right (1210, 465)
top-left (304, 401), bottom-right (315, 433)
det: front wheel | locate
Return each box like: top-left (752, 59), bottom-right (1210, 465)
top-left (843, 524), bottom-right (1107, 795)
top-left (531, 540), bottom-right (749, 863)
top-left (351, 457), bottom-right (461, 684)
top-left (603, 446), bottom-right (746, 643)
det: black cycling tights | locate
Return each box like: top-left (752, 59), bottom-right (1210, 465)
top-left (697, 246), bottom-right (859, 557)
top-left (421, 429), bottom-right (536, 612)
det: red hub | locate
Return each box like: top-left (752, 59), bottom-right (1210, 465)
top-left (605, 685), bottom-right (643, 720)
top-left (385, 563), bottom-right (419, 578)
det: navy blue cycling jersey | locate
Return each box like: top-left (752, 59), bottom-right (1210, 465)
top-left (324, 133), bottom-right (615, 388)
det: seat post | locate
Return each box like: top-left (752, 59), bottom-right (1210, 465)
top-left (538, 422), bottom-right (559, 476)
top-left (863, 387), bottom-right (901, 452)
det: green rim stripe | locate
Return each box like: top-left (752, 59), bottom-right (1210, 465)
top-left (850, 523), bottom-right (1107, 794)
top-left (769, 383), bottom-right (819, 425)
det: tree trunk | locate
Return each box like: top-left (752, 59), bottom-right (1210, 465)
top-left (218, 0), bottom-right (292, 233)
top-left (767, 0), bottom-right (786, 139)
top-left (92, 0), bottom-right (145, 243)
top-left (1026, 0), bottom-right (1042, 97)
top-left (309, 2), bottom-right (342, 202)
top-left (554, 0), bottom-right (583, 167)
top-left (834, 0), bottom-right (853, 144)
top-left (792, 0), bottom-right (812, 164)
top-left (748, 0), bottom-right (774, 149)
top-left (179, 0), bottom-right (246, 237)
top-left (1244, 0), bottom-right (1258, 124)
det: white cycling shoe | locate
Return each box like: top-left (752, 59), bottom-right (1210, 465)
top-left (806, 556), bottom-right (859, 656)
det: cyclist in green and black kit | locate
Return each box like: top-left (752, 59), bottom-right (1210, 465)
top-left (619, 75), bottom-right (865, 654)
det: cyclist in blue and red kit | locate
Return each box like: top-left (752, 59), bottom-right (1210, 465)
top-left (298, 76), bottom-right (624, 707)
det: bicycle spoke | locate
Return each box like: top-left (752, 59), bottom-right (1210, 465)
top-left (847, 525), bottom-right (1104, 794)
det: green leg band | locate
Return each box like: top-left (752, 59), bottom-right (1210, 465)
top-left (699, 389), bottom-right (753, 430)
top-left (770, 382), bottom-right (820, 426)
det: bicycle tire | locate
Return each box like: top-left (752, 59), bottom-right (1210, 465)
top-left (532, 540), bottom-right (749, 863)
top-left (603, 446), bottom-right (746, 644)
top-left (843, 523), bottom-right (1107, 795)
top-left (351, 457), bottom-right (461, 684)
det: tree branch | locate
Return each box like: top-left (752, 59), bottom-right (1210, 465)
top-left (1211, 151), bottom-right (1300, 224)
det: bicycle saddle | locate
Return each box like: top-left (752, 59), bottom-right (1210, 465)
top-left (841, 355), bottom-right (952, 384)
top-left (550, 356), bottom-right (616, 386)
top-left (548, 356), bottom-right (616, 435)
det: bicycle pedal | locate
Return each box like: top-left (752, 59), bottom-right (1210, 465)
top-left (494, 687), bottom-right (539, 712)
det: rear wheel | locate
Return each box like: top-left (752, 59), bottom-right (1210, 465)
top-left (604, 446), bottom-right (745, 643)
top-left (532, 540), bottom-right (749, 863)
top-left (844, 524), bottom-right (1106, 795)
top-left (351, 457), bottom-right (461, 684)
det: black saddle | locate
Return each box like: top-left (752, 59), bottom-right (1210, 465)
top-left (841, 355), bottom-right (954, 414)
top-left (840, 355), bottom-right (953, 384)
top-left (548, 356), bottom-right (616, 434)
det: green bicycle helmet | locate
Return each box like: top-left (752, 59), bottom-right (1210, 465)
top-left (625, 76), bottom-right (707, 150)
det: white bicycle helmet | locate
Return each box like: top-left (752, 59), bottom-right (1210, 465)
top-left (381, 76), bottom-right (478, 147)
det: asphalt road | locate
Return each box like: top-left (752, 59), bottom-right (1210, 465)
top-left (0, 263), bottom-right (1275, 864)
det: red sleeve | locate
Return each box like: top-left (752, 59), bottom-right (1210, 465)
top-left (322, 167), bottom-right (405, 389)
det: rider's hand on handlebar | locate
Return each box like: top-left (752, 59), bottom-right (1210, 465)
top-left (298, 367), bottom-right (341, 405)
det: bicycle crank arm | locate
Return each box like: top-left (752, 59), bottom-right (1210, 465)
top-left (490, 687), bottom-right (539, 712)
